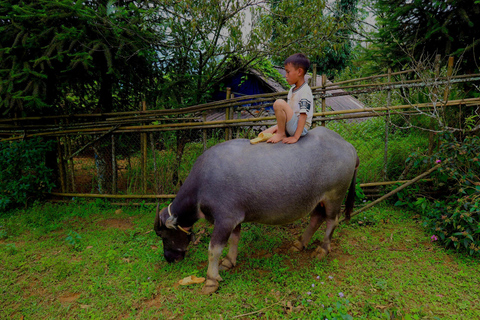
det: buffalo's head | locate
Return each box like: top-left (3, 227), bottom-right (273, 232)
top-left (154, 204), bottom-right (194, 263)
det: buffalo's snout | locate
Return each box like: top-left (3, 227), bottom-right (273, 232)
top-left (164, 249), bottom-right (186, 263)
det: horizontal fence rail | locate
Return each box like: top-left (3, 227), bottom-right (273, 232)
top-left (2, 65), bottom-right (479, 202)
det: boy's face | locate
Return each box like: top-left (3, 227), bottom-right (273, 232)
top-left (284, 63), bottom-right (304, 85)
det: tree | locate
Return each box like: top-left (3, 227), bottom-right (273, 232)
top-left (266, 0), bottom-right (361, 76)
top-left (365, 0), bottom-right (480, 73)
top-left (0, 0), bottom-right (159, 117)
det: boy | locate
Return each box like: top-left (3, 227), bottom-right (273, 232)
top-left (263, 53), bottom-right (313, 144)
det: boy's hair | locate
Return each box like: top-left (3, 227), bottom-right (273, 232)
top-left (284, 53), bottom-right (310, 75)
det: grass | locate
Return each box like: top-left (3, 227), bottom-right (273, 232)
top-left (1, 201), bottom-right (479, 319)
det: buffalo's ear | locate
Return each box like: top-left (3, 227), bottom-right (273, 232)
top-left (154, 204), bottom-right (162, 234)
top-left (165, 215), bottom-right (177, 229)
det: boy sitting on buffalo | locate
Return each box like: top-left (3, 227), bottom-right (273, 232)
top-left (262, 53), bottom-right (314, 144)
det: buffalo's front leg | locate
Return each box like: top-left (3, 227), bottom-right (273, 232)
top-left (202, 224), bottom-right (232, 295)
top-left (219, 224), bottom-right (241, 271)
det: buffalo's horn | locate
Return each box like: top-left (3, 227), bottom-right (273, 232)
top-left (165, 215), bottom-right (177, 229)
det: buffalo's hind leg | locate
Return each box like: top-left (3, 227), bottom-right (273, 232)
top-left (219, 224), bottom-right (241, 271)
top-left (291, 203), bottom-right (326, 252)
top-left (312, 200), bottom-right (341, 260)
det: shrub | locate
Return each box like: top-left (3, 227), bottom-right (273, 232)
top-left (0, 137), bottom-right (56, 212)
top-left (396, 132), bottom-right (480, 256)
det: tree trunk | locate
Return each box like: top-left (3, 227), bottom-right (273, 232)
top-left (94, 71), bottom-right (114, 194)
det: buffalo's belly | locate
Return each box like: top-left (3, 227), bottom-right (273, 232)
top-left (241, 195), bottom-right (321, 225)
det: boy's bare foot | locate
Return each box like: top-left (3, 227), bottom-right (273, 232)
top-left (267, 133), bottom-right (286, 143)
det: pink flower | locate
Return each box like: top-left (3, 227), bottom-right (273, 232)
top-left (436, 159), bottom-right (441, 163)
top-left (431, 235), bottom-right (438, 242)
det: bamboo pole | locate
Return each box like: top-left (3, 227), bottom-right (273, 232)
top-left (57, 136), bottom-right (67, 193)
top-left (2, 98), bottom-right (480, 141)
top-left (321, 74), bottom-right (327, 127)
top-left (202, 111), bottom-right (207, 151)
top-left (141, 101), bottom-right (148, 194)
top-left (383, 68), bottom-right (392, 181)
top-left (359, 179), bottom-right (432, 188)
top-left (428, 54), bottom-right (442, 155)
top-left (312, 64), bottom-right (317, 87)
top-left (3, 97), bottom-right (479, 140)
top-left (341, 164), bottom-right (442, 222)
top-left (66, 134), bottom-right (75, 192)
top-left (225, 87), bottom-right (232, 140)
top-left (444, 56), bottom-right (455, 102)
top-left (111, 134), bottom-right (117, 194)
top-left (150, 133), bottom-right (159, 195)
top-left (320, 69), bottom-right (416, 88)
top-left (2, 72), bottom-right (480, 127)
top-left (47, 178), bottom-right (434, 201)
top-left (49, 192), bottom-right (176, 199)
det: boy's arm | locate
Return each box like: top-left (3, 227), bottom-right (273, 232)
top-left (283, 113), bottom-right (307, 144)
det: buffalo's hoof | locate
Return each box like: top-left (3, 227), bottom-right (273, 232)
top-left (289, 239), bottom-right (304, 252)
top-left (201, 279), bottom-right (219, 295)
top-left (312, 247), bottom-right (328, 260)
top-left (219, 257), bottom-right (235, 271)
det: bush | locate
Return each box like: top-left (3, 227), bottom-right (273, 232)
top-left (0, 137), bottom-right (55, 212)
top-left (396, 132), bottom-right (480, 256)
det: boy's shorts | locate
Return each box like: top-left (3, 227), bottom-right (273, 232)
top-left (286, 115), bottom-right (308, 137)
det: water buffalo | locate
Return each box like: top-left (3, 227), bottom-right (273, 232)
top-left (154, 126), bottom-right (359, 294)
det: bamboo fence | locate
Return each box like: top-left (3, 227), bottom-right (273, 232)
top-left (2, 63), bottom-right (480, 202)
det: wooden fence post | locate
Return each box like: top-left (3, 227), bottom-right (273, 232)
top-left (203, 111), bottom-right (207, 151)
top-left (150, 133), bottom-right (159, 194)
top-left (428, 54), bottom-right (442, 155)
top-left (312, 64), bottom-right (317, 87)
top-left (383, 68), bottom-right (392, 181)
top-left (141, 100), bottom-right (147, 194)
top-left (111, 134), bottom-right (117, 194)
top-left (444, 56), bottom-right (454, 102)
top-left (225, 87), bottom-right (232, 140)
top-left (321, 74), bottom-right (326, 127)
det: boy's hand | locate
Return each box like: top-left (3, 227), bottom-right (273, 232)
top-left (283, 136), bottom-right (299, 144)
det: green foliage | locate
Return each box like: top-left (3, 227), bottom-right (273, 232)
top-left (65, 230), bottom-right (82, 251)
top-left (0, 137), bottom-right (55, 212)
top-left (251, 58), bottom-right (289, 88)
top-left (266, 0), bottom-right (361, 76)
top-left (366, 0), bottom-right (480, 73)
top-left (328, 116), bottom-right (429, 182)
top-left (0, 0), bottom-right (159, 116)
top-left (396, 132), bottom-right (480, 256)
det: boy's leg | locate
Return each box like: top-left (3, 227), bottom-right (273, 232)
top-left (267, 99), bottom-right (293, 143)
top-left (262, 125), bottom-right (277, 134)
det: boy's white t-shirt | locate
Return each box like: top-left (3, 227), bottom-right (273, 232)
top-left (287, 82), bottom-right (314, 130)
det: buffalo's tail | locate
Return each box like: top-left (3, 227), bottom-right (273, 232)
top-left (344, 156), bottom-right (360, 222)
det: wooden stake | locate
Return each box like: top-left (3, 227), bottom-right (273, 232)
top-left (225, 87), bottom-right (232, 140)
top-left (444, 56), bottom-right (454, 102)
top-left (141, 101), bottom-right (148, 194)
top-left (111, 134), bottom-right (117, 194)
top-left (383, 68), bottom-right (392, 181)
top-left (202, 111), bottom-right (207, 152)
top-left (321, 74), bottom-right (327, 127)
top-left (341, 164), bottom-right (442, 222)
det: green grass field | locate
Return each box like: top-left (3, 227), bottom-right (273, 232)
top-left (1, 201), bottom-right (479, 319)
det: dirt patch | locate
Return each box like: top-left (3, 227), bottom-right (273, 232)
top-left (145, 294), bottom-right (166, 308)
top-left (97, 218), bottom-right (134, 230)
top-left (58, 292), bottom-right (81, 303)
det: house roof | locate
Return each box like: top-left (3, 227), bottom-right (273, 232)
top-left (273, 67), bottom-right (365, 112)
